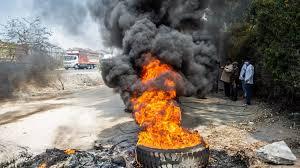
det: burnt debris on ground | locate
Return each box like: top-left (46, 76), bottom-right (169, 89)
top-left (8, 147), bottom-right (130, 168)
top-left (8, 146), bottom-right (252, 168)
top-left (4, 142), bottom-right (253, 168)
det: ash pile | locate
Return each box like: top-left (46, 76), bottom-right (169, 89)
top-left (2, 145), bottom-right (136, 168)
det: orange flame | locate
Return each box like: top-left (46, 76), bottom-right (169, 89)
top-left (38, 163), bottom-right (47, 168)
top-left (64, 149), bottom-right (76, 155)
top-left (132, 53), bottom-right (201, 149)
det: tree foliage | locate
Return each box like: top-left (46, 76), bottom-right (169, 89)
top-left (229, 0), bottom-right (299, 108)
top-left (0, 17), bottom-right (52, 54)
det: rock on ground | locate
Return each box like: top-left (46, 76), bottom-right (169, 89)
top-left (256, 141), bottom-right (297, 165)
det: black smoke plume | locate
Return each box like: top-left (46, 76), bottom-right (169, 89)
top-left (89, 0), bottom-right (225, 110)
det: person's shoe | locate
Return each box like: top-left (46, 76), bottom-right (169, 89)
top-left (243, 104), bottom-right (248, 107)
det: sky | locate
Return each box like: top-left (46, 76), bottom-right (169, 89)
top-left (0, 0), bottom-right (102, 50)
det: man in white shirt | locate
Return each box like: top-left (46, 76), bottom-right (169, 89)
top-left (244, 60), bottom-right (254, 105)
top-left (239, 61), bottom-right (247, 97)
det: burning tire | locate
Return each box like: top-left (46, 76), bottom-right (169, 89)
top-left (136, 143), bottom-right (209, 168)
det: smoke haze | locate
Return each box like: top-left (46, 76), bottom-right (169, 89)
top-left (33, 0), bottom-right (88, 35)
top-left (33, 0), bottom-right (101, 50)
top-left (0, 49), bottom-right (56, 98)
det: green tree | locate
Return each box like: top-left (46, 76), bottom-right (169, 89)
top-left (229, 0), bottom-right (299, 108)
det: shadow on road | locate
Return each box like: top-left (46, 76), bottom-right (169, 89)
top-left (0, 104), bottom-right (67, 125)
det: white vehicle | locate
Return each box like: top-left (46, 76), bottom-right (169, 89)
top-left (64, 55), bottom-right (79, 69)
top-left (63, 49), bottom-right (99, 70)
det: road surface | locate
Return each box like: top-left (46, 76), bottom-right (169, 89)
top-left (0, 84), bottom-right (132, 154)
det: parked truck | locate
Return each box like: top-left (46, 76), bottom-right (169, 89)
top-left (64, 49), bottom-right (100, 70)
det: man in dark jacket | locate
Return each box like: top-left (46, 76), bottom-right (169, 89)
top-left (230, 62), bottom-right (239, 101)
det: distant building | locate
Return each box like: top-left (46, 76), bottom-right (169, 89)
top-left (0, 41), bottom-right (27, 62)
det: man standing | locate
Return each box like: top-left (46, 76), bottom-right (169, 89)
top-left (230, 62), bottom-right (239, 101)
top-left (239, 61), bottom-right (247, 98)
top-left (220, 59), bottom-right (233, 97)
top-left (244, 60), bottom-right (254, 105)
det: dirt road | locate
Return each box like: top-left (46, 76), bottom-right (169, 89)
top-left (0, 70), bottom-right (132, 154)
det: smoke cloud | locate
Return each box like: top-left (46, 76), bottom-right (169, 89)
top-left (89, 0), bottom-right (226, 110)
top-left (33, 0), bottom-right (88, 35)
